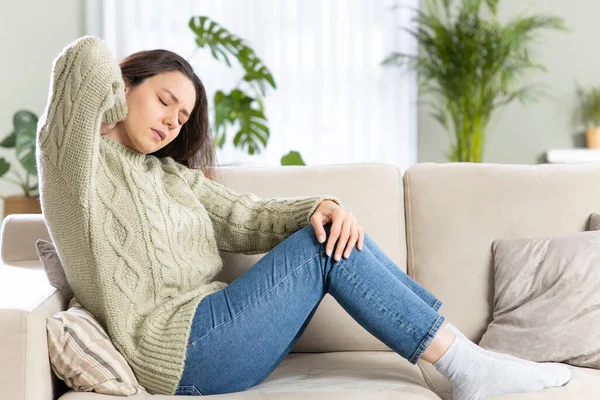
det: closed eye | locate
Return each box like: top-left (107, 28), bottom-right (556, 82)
top-left (158, 96), bottom-right (182, 125)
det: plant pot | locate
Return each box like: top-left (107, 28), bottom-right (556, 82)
top-left (3, 195), bottom-right (41, 217)
top-left (586, 127), bottom-right (600, 149)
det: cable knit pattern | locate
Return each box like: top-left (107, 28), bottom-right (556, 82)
top-left (36, 36), bottom-right (341, 395)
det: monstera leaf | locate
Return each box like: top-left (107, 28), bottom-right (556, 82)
top-left (189, 15), bottom-right (307, 165)
top-left (0, 109), bottom-right (39, 197)
top-left (0, 158), bottom-right (10, 178)
top-left (189, 16), bottom-right (276, 95)
top-left (214, 89), bottom-right (269, 155)
top-left (237, 47), bottom-right (276, 96)
top-left (15, 125), bottom-right (37, 176)
top-left (2, 110), bottom-right (38, 149)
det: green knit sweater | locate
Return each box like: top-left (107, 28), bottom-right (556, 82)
top-left (36, 36), bottom-right (341, 395)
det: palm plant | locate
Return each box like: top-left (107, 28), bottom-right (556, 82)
top-left (382, 0), bottom-right (566, 162)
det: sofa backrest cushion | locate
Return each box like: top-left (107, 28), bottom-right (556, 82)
top-left (403, 162), bottom-right (600, 342)
top-left (214, 164), bottom-right (407, 352)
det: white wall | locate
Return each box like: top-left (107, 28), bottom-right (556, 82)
top-left (1, 0), bottom-right (596, 221)
top-left (419, 0), bottom-right (597, 164)
top-left (0, 0), bottom-right (85, 220)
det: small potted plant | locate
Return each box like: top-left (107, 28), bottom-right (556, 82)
top-left (575, 85), bottom-right (600, 149)
top-left (0, 110), bottom-right (40, 217)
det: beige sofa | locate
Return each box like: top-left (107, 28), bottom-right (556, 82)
top-left (2, 162), bottom-right (600, 400)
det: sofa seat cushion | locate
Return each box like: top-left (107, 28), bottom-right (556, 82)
top-left (418, 358), bottom-right (600, 400)
top-left (59, 352), bottom-right (440, 399)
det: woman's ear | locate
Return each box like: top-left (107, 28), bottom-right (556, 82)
top-left (123, 78), bottom-right (131, 95)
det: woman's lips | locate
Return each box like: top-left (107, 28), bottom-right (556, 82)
top-left (151, 129), bottom-right (163, 141)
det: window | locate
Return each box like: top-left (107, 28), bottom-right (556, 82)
top-left (86, 0), bottom-right (418, 169)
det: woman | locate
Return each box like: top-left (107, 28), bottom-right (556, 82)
top-left (36, 36), bottom-right (571, 399)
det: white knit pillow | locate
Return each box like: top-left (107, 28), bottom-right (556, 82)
top-left (46, 298), bottom-right (147, 395)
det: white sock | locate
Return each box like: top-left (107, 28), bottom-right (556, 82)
top-left (433, 335), bottom-right (571, 400)
top-left (445, 322), bottom-right (540, 364)
top-left (445, 322), bottom-right (571, 372)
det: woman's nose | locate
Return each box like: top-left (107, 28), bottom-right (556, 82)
top-left (164, 114), bottom-right (179, 129)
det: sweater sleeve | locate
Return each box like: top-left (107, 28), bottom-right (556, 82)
top-left (37, 36), bottom-right (128, 205)
top-left (174, 163), bottom-right (342, 254)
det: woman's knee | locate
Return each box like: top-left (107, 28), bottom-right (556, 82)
top-left (286, 224), bottom-right (327, 254)
top-left (299, 223), bottom-right (376, 261)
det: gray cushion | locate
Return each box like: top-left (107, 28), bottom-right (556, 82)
top-left (35, 239), bottom-right (74, 302)
top-left (479, 230), bottom-right (600, 368)
top-left (588, 213), bottom-right (600, 231)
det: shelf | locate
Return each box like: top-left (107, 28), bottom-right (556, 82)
top-left (546, 149), bottom-right (600, 164)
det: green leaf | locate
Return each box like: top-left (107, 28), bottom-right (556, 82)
top-left (13, 110), bottom-right (38, 131)
top-left (281, 151), bottom-right (306, 166)
top-left (0, 132), bottom-right (16, 148)
top-left (213, 89), bottom-right (270, 154)
top-left (0, 158), bottom-right (9, 177)
top-left (432, 108), bottom-right (450, 129)
top-left (189, 16), bottom-right (276, 92)
top-left (2, 110), bottom-right (38, 149)
top-left (232, 110), bottom-right (270, 155)
top-left (576, 84), bottom-right (600, 127)
top-left (15, 124), bottom-right (37, 176)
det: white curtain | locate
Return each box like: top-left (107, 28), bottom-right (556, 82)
top-left (86, 0), bottom-right (418, 170)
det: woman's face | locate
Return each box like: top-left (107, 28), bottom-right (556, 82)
top-left (106, 70), bottom-right (196, 154)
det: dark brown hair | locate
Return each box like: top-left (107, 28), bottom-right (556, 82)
top-left (118, 49), bottom-right (216, 180)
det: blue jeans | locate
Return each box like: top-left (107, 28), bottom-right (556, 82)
top-left (175, 224), bottom-right (445, 396)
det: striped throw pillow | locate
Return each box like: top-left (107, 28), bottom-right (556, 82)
top-left (46, 297), bottom-right (147, 395)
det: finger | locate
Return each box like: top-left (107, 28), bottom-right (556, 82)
top-left (334, 218), bottom-right (351, 262)
top-left (311, 215), bottom-right (327, 244)
top-left (358, 226), bottom-right (364, 250)
top-left (326, 213), bottom-right (343, 257)
top-left (344, 220), bottom-right (359, 259)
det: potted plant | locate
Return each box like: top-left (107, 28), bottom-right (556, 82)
top-left (382, 0), bottom-right (567, 162)
top-left (0, 110), bottom-right (40, 217)
top-left (575, 85), bottom-right (600, 149)
top-left (188, 16), bottom-right (304, 166)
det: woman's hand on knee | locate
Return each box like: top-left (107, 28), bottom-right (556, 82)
top-left (310, 200), bottom-right (364, 262)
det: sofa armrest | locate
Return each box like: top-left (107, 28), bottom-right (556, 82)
top-left (1, 213), bottom-right (51, 263)
top-left (0, 261), bottom-right (68, 400)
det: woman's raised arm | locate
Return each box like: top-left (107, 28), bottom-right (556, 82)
top-left (37, 36), bottom-right (127, 205)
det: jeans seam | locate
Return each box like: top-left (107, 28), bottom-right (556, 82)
top-left (188, 251), bottom-right (322, 347)
top-left (336, 261), bottom-right (423, 340)
top-left (408, 313), bottom-right (446, 364)
top-left (176, 385), bottom-right (203, 395)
